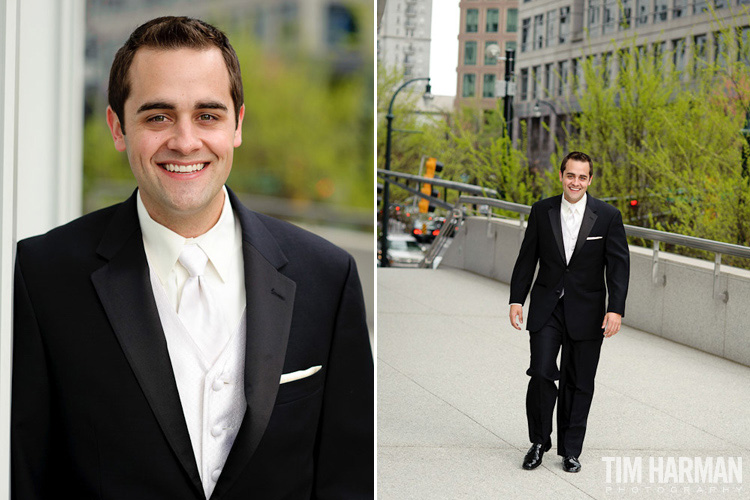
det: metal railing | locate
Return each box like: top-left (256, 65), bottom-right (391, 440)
top-left (422, 195), bottom-right (750, 303)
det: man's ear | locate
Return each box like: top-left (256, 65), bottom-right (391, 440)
top-left (233, 104), bottom-right (245, 148)
top-left (106, 106), bottom-right (127, 152)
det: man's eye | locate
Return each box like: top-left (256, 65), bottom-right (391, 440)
top-left (148, 115), bottom-right (167, 122)
top-left (199, 114), bottom-right (216, 121)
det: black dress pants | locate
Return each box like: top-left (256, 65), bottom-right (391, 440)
top-left (525, 298), bottom-right (603, 457)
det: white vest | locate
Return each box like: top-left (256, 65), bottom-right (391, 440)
top-left (149, 267), bottom-right (247, 499)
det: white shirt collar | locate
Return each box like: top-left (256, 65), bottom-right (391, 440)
top-left (561, 192), bottom-right (587, 215)
top-left (136, 186), bottom-right (238, 286)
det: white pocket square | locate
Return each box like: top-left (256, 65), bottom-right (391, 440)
top-left (586, 236), bottom-right (603, 240)
top-left (280, 365), bottom-right (322, 384)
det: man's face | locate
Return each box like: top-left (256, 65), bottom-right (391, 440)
top-left (559, 159), bottom-right (592, 204)
top-left (106, 47), bottom-right (244, 229)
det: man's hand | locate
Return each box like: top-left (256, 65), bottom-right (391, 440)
top-left (602, 312), bottom-right (622, 338)
top-left (509, 304), bottom-right (524, 330)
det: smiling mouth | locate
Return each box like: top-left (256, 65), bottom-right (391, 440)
top-left (160, 163), bottom-right (207, 173)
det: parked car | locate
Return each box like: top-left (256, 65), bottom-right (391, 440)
top-left (384, 234), bottom-right (424, 267)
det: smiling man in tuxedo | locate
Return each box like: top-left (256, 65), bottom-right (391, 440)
top-left (509, 151), bottom-right (629, 473)
top-left (12, 16), bottom-right (373, 499)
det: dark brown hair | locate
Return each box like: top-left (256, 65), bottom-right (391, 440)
top-left (108, 16), bottom-right (243, 133)
top-left (560, 151), bottom-right (593, 177)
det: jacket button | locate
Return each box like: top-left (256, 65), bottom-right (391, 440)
top-left (212, 379), bottom-right (224, 391)
top-left (555, 290), bottom-right (560, 295)
top-left (211, 425), bottom-right (223, 437)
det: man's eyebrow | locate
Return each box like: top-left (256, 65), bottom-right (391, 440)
top-left (136, 101), bottom-right (175, 114)
top-left (196, 101), bottom-right (229, 111)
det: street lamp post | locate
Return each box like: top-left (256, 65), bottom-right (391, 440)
top-left (485, 45), bottom-right (516, 140)
top-left (380, 77), bottom-right (432, 267)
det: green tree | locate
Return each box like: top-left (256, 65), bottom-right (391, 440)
top-left (563, 29), bottom-right (750, 260)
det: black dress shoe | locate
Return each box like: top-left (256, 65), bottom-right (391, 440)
top-left (563, 456), bottom-right (581, 473)
top-left (522, 443), bottom-right (550, 470)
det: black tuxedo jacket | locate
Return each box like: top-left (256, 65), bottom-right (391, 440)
top-left (509, 195), bottom-right (629, 340)
top-left (11, 188), bottom-right (373, 499)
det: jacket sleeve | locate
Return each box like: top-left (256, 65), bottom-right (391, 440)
top-left (11, 250), bottom-right (54, 499)
top-left (313, 256), bottom-right (374, 499)
top-left (509, 204), bottom-right (540, 305)
top-left (604, 209), bottom-right (630, 316)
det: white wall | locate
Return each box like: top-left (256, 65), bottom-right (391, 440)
top-left (0, 0), bottom-right (84, 497)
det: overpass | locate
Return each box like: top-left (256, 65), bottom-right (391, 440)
top-left (377, 213), bottom-right (750, 499)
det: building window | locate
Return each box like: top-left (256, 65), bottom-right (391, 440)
top-left (715, 0), bottom-right (726, 8)
top-left (694, 34), bottom-right (707, 61)
top-left (483, 74), bottom-right (496, 97)
top-left (694, 0), bottom-right (708, 13)
top-left (507, 8), bottom-right (518, 33)
top-left (654, 0), bottom-right (668, 22)
top-left (465, 41), bottom-right (477, 65)
top-left (653, 41), bottom-right (665, 63)
top-left (487, 9), bottom-right (499, 32)
top-left (635, 0), bottom-right (648, 26)
top-left (534, 15), bottom-right (544, 50)
top-left (462, 73), bottom-right (476, 97)
top-left (521, 18), bottom-right (531, 52)
top-left (715, 32), bottom-right (727, 66)
top-left (559, 7), bottom-right (570, 44)
top-left (507, 41), bottom-right (517, 54)
top-left (485, 41), bottom-right (499, 65)
top-left (601, 52), bottom-right (611, 87)
top-left (603, 0), bottom-right (616, 35)
top-left (589, 1), bottom-right (601, 34)
top-left (544, 63), bottom-right (553, 95)
top-left (532, 65), bottom-right (540, 99)
top-left (520, 68), bottom-right (529, 100)
top-left (558, 60), bottom-right (568, 96)
top-left (572, 58), bottom-right (581, 92)
top-left (673, 38), bottom-right (686, 71)
top-left (738, 26), bottom-right (750, 65)
top-left (466, 9), bottom-right (479, 33)
top-left (674, 0), bottom-right (686, 17)
top-left (546, 10), bottom-right (557, 48)
top-left (620, 0), bottom-right (631, 30)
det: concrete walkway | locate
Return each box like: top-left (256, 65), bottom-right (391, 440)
top-left (377, 268), bottom-right (750, 499)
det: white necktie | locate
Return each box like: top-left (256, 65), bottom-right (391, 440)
top-left (178, 245), bottom-right (227, 365)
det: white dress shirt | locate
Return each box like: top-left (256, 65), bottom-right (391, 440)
top-left (560, 193), bottom-right (587, 264)
top-left (136, 187), bottom-right (247, 498)
top-left (137, 187), bottom-right (246, 331)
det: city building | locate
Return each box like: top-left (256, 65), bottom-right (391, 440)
top-left (377, 0), bottom-right (433, 81)
top-left (514, 0), bottom-right (750, 169)
top-left (455, 0), bottom-right (520, 110)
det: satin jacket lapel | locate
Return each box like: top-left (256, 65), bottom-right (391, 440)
top-left (213, 189), bottom-right (296, 499)
top-left (90, 193), bottom-right (203, 497)
top-left (571, 198), bottom-right (598, 263)
top-left (548, 197), bottom-right (566, 264)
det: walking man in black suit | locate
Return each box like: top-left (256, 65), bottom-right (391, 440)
top-left (509, 151), bottom-right (629, 473)
top-left (12, 16), bottom-right (373, 499)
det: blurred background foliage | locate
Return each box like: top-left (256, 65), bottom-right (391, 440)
top-left (84, 3), bottom-right (373, 230)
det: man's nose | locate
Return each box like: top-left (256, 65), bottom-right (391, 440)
top-left (167, 120), bottom-right (201, 154)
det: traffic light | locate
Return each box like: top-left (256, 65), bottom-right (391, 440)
top-left (419, 157), bottom-right (444, 213)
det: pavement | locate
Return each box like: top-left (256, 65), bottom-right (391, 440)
top-left (377, 267), bottom-right (750, 499)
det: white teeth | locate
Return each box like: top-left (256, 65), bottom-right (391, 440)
top-left (163, 163), bottom-right (206, 173)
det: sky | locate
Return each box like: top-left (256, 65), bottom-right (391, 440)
top-left (429, 1), bottom-right (460, 96)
